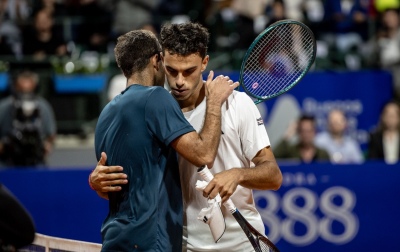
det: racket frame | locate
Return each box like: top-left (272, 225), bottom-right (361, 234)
top-left (239, 19), bottom-right (317, 104)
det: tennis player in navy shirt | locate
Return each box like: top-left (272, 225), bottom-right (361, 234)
top-left (94, 30), bottom-right (238, 251)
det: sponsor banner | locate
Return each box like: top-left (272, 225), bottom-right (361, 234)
top-left (1, 162), bottom-right (399, 251)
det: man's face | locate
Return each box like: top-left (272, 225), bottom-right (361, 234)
top-left (162, 50), bottom-right (209, 102)
top-left (382, 103), bottom-right (399, 130)
top-left (298, 120), bottom-right (315, 146)
top-left (15, 77), bottom-right (37, 94)
top-left (328, 110), bottom-right (347, 135)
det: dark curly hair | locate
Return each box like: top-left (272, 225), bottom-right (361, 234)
top-left (114, 30), bottom-right (161, 78)
top-left (160, 22), bottom-right (209, 59)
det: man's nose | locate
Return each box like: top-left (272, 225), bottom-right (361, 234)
top-left (176, 74), bottom-right (184, 87)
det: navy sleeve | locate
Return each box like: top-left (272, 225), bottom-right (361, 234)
top-left (145, 88), bottom-right (195, 146)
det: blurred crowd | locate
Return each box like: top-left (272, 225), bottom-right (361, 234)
top-left (0, 0), bottom-right (399, 72)
top-left (0, 0), bottom-right (399, 66)
top-left (0, 0), bottom-right (400, 95)
top-left (273, 104), bottom-right (400, 165)
top-left (0, 0), bottom-right (400, 167)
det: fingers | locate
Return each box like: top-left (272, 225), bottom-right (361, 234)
top-left (102, 185), bottom-right (123, 192)
top-left (231, 81), bottom-right (240, 89)
top-left (206, 74), bottom-right (239, 105)
top-left (206, 70), bottom-right (214, 85)
top-left (102, 165), bottom-right (124, 174)
top-left (202, 182), bottom-right (231, 201)
top-left (98, 152), bottom-right (107, 166)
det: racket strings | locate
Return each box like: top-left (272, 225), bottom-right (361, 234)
top-left (242, 23), bottom-right (315, 99)
top-left (257, 237), bottom-right (279, 252)
top-left (245, 26), bottom-right (309, 96)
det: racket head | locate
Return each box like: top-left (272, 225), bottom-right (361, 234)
top-left (233, 210), bottom-right (280, 252)
top-left (239, 19), bottom-right (316, 104)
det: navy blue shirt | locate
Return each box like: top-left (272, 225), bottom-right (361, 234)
top-left (95, 85), bottom-right (195, 252)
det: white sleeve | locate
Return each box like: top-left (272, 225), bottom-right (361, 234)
top-left (235, 92), bottom-right (270, 161)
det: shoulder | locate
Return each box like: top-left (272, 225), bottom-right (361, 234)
top-left (146, 87), bottom-right (177, 108)
top-left (227, 91), bottom-right (257, 111)
top-left (230, 90), bottom-right (253, 103)
top-left (344, 136), bottom-right (360, 146)
top-left (315, 132), bottom-right (329, 140)
top-left (316, 147), bottom-right (330, 158)
top-left (36, 97), bottom-right (52, 106)
top-left (35, 97), bottom-right (54, 112)
top-left (148, 86), bottom-right (171, 98)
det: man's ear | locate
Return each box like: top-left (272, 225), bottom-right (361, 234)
top-left (201, 55), bottom-right (209, 72)
top-left (151, 54), bottom-right (160, 70)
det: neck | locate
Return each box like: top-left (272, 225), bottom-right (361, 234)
top-left (178, 80), bottom-right (206, 112)
top-left (38, 31), bottom-right (51, 41)
top-left (384, 129), bottom-right (399, 138)
top-left (300, 143), bottom-right (313, 149)
top-left (126, 70), bottom-right (153, 88)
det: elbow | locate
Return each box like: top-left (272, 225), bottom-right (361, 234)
top-left (273, 171), bottom-right (283, 191)
top-left (198, 154), bottom-right (215, 168)
top-left (270, 167), bottom-right (283, 191)
top-left (195, 149), bottom-right (217, 168)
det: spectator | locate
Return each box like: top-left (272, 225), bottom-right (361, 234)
top-left (315, 109), bottom-right (364, 164)
top-left (364, 8), bottom-right (400, 100)
top-left (0, 70), bottom-right (56, 167)
top-left (31, 0), bottom-right (67, 17)
top-left (322, 0), bottom-right (370, 54)
top-left (73, 0), bottom-right (112, 53)
top-left (22, 9), bottom-right (67, 60)
top-left (0, 35), bottom-right (13, 55)
top-left (266, 0), bottom-right (287, 27)
top-left (230, 0), bottom-right (269, 49)
top-left (274, 114), bottom-right (330, 163)
top-left (367, 101), bottom-right (400, 164)
top-left (98, 0), bottom-right (160, 40)
top-left (0, 0), bottom-right (32, 57)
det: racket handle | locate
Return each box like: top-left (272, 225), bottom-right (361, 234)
top-left (197, 165), bottom-right (214, 182)
top-left (197, 166), bottom-right (237, 214)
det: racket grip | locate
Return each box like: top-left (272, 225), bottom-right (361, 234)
top-left (197, 166), bottom-right (237, 214)
top-left (197, 165), bottom-right (214, 182)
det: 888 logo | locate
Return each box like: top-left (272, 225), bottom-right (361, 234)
top-left (254, 186), bottom-right (359, 246)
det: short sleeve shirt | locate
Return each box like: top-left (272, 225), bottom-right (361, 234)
top-left (95, 85), bottom-right (194, 252)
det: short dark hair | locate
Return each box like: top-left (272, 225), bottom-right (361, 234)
top-left (160, 22), bottom-right (209, 58)
top-left (297, 114), bottom-right (316, 131)
top-left (114, 30), bottom-right (161, 78)
top-left (299, 114), bottom-right (315, 123)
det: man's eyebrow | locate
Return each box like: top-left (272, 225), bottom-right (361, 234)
top-left (166, 66), bottom-right (197, 72)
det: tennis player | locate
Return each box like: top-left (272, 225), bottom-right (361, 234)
top-left (91, 23), bottom-right (282, 251)
top-left (94, 29), bottom-right (238, 252)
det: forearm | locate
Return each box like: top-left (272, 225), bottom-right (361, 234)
top-left (195, 99), bottom-right (222, 166)
top-left (173, 100), bottom-right (222, 167)
top-left (236, 162), bottom-right (282, 191)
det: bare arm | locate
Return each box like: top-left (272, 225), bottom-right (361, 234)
top-left (203, 146), bottom-right (282, 203)
top-left (171, 72), bottom-right (239, 167)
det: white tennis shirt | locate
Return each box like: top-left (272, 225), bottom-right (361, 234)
top-left (179, 91), bottom-right (271, 252)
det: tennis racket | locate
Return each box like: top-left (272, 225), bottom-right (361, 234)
top-left (197, 166), bottom-right (280, 252)
top-left (239, 19), bottom-right (316, 104)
